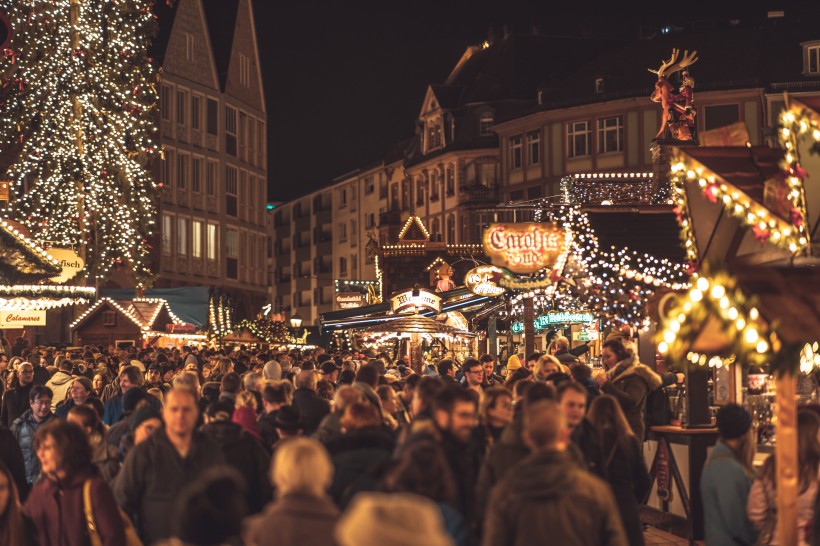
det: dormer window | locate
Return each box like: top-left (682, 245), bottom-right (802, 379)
top-left (426, 122), bottom-right (442, 152)
top-left (803, 41), bottom-right (820, 75)
top-left (479, 112), bottom-right (494, 136)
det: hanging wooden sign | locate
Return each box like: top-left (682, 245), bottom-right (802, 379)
top-left (464, 265), bottom-right (506, 296)
top-left (483, 223), bottom-right (566, 274)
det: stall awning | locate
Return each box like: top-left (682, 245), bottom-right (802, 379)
top-left (319, 288), bottom-right (496, 332)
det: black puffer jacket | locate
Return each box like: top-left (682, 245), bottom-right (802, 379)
top-left (325, 427), bottom-right (394, 509)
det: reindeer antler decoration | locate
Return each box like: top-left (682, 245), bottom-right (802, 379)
top-left (649, 49), bottom-right (699, 141)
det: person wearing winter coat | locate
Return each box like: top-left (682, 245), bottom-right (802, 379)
top-left (482, 400), bottom-right (627, 546)
top-left (596, 337), bottom-right (662, 441)
top-left (45, 359), bottom-right (74, 411)
top-left (325, 401), bottom-right (395, 509)
top-left (54, 377), bottom-right (94, 419)
top-left (701, 404), bottom-right (758, 546)
top-left (587, 395), bottom-right (651, 546)
top-left (243, 437), bottom-right (339, 546)
top-left (11, 385), bottom-right (55, 486)
top-left (1, 362), bottom-right (35, 427)
top-left (748, 410), bottom-right (820, 546)
top-left (200, 400), bottom-right (272, 514)
top-left (24, 419), bottom-right (126, 546)
top-left (66, 405), bottom-right (122, 487)
top-left (291, 371), bottom-right (330, 435)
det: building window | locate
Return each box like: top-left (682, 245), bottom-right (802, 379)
top-left (226, 228), bottom-right (238, 258)
top-left (416, 178), bottom-right (425, 205)
top-left (206, 161), bottom-right (217, 195)
top-left (807, 44), bottom-right (820, 75)
top-left (191, 95), bottom-right (201, 131)
top-left (191, 157), bottom-right (202, 193)
top-left (162, 214), bottom-right (173, 254)
top-left (176, 90), bottom-right (187, 126)
top-left (350, 220), bottom-right (357, 240)
top-left (225, 105), bottom-right (237, 156)
top-left (207, 223), bottom-right (217, 261)
top-left (340, 188), bottom-right (347, 207)
top-left (379, 177), bottom-right (388, 199)
top-left (256, 120), bottom-right (264, 167)
top-left (103, 311), bottom-right (116, 326)
top-left (446, 165), bottom-right (455, 195)
top-left (192, 220), bottom-right (203, 259)
top-left (509, 136), bottom-right (523, 169)
top-left (339, 222), bottom-right (347, 242)
top-left (427, 122), bottom-right (442, 150)
top-left (509, 189), bottom-right (525, 202)
top-left (567, 121), bottom-right (591, 159)
top-left (446, 214), bottom-right (455, 243)
top-left (430, 171), bottom-right (439, 200)
top-left (162, 149), bottom-right (174, 187)
top-left (239, 53), bottom-right (251, 87)
top-left (177, 217), bottom-right (188, 256)
top-left (339, 257), bottom-right (347, 276)
top-left (527, 131), bottom-right (541, 165)
top-left (364, 176), bottom-right (375, 194)
top-left (527, 186), bottom-right (542, 200)
top-left (479, 112), bottom-right (494, 136)
top-left (704, 104), bottom-right (740, 131)
top-left (597, 116), bottom-right (623, 154)
top-left (176, 154), bottom-right (188, 189)
top-left (479, 163), bottom-right (496, 187)
top-left (206, 98), bottom-right (218, 135)
top-left (365, 213), bottom-right (375, 228)
top-left (225, 165), bottom-right (237, 216)
top-left (431, 217), bottom-right (441, 240)
top-left (161, 85), bottom-right (171, 121)
top-left (184, 32), bottom-right (194, 61)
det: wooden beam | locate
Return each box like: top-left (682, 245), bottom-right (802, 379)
top-left (775, 373), bottom-right (798, 546)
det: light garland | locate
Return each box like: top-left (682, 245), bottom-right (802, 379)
top-left (656, 266), bottom-right (775, 370)
top-left (397, 216), bottom-right (430, 240)
top-left (563, 173), bottom-right (667, 206)
top-left (70, 296), bottom-right (182, 331)
top-left (0, 218), bottom-right (61, 269)
top-left (0, 0), bottom-right (160, 286)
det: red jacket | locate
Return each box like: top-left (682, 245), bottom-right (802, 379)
top-left (24, 464), bottom-right (125, 546)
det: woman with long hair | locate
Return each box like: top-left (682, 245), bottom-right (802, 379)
top-left (209, 357), bottom-right (234, 383)
top-left (383, 440), bottom-right (469, 546)
top-left (586, 394), bottom-right (650, 546)
top-left (478, 387), bottom-right (514, 451)
top-left (0, 460), bottom-right (31, 546)
top-left (748, 410), bottom-right (820, 545)
top-left (24, 419), bottom-right (125, 545)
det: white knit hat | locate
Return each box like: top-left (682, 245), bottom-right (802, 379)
top-left (262, 360), bottom-right (281, 380)
top-left (335, 493), bottom-right (455, 546)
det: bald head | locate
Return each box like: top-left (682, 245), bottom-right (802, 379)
top-left (523, 400), bottom-right (568, 452)
top-left (296, 370), bottom-right (317, 391)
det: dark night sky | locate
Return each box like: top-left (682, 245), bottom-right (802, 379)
top-left (252, 0), bottom-right (792, 203)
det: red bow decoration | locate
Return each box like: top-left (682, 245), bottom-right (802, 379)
top-left (752, 225), bottom-right (770, 244)
top-left (791, 208), bottom-right (804, 228)
top-left (789, 164), bottom-right (809, 180)
top-left (673, 205), bottom-right (684, 223)
top-left (548, 269), bottom-right (563, 283)
top-left (2, 48), bottom-right (18, 64)
top-left (702, 182), bottom-right (720, 204)
top-left (684, 261), bottom-right (699, 275)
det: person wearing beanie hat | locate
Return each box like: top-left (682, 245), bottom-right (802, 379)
top-left (701, 403), bottom-right (758, 546)
top-left (129, 405), bottom-right (162, 445)
top-left (107, 386), bottom-right (161, 451)
top-left (335, 492), bottom-right (455, 546)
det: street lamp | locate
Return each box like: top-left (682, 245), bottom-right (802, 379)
top-left (289, 312), bottom-right (303, 329)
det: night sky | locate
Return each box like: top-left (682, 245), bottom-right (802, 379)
top-left (252, 0), bottom-right (790, 203)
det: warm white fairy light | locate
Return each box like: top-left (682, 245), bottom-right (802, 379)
top-left (0, 0), bottom-right (160, 286)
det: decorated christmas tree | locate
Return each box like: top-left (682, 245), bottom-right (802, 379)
top-left (0, 0), bottom-right (161, 286)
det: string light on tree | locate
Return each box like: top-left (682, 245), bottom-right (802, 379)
top-left (0, 0), bottom-right (161, 286)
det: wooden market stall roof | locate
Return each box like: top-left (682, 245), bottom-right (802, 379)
top-left (0, 218), bottom-right (61, 283)
top-left (71, 297), bottom-right (182, 333)
top-left (220, 327), bottom-right (264, 344)
top-left (732, 264), bottom-right (820, 345)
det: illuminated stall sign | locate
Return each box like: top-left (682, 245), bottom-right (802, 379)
top-left (336, 292), bottom-right (364, 310)
top-left (390, 289), bottom-right (441, 314)
top-left (483, 223), bottom-right (566, 274)
top-left (464, 265), bottom-right (506, 297)
top-left (510, 311), bottom-right (595, 334)
top-left (0, 310), bottom-right (46, 328)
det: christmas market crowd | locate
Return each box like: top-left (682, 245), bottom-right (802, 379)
top-left (1, 333), bottom-right (819, 546)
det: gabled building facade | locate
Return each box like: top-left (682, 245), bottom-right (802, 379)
top-left (152, 0), bottom-right (268, 320)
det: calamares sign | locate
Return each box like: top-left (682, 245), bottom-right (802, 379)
top-left (0, 310), bottom-right (46, 328)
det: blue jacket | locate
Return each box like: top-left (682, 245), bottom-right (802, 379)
top-left (103, 394), bottom-right (124, 426)
top-left (700, 440), bottom-right (758, 546)
top-left (11, 409), bottom-right (55, 485)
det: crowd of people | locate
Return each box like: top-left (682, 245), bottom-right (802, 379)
top-left (0, 331), bottom-right (816, 545)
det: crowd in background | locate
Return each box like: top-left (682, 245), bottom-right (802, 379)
top-left (1, 330), bottom-right (816, 546)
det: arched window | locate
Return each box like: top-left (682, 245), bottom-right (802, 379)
top-left (431, 217), bottom-right (441, 241)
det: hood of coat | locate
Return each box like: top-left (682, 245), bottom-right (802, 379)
top-left (48, 371), bottom-right (74, 387)
top-left (501, 450), bottom-right (578, 499)
top-left (325, 427), bottom-right (395, 456)
top-left (200, 419), bottom-right (246, 447)
top-left (609, 354), bottom-right (662, 390)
